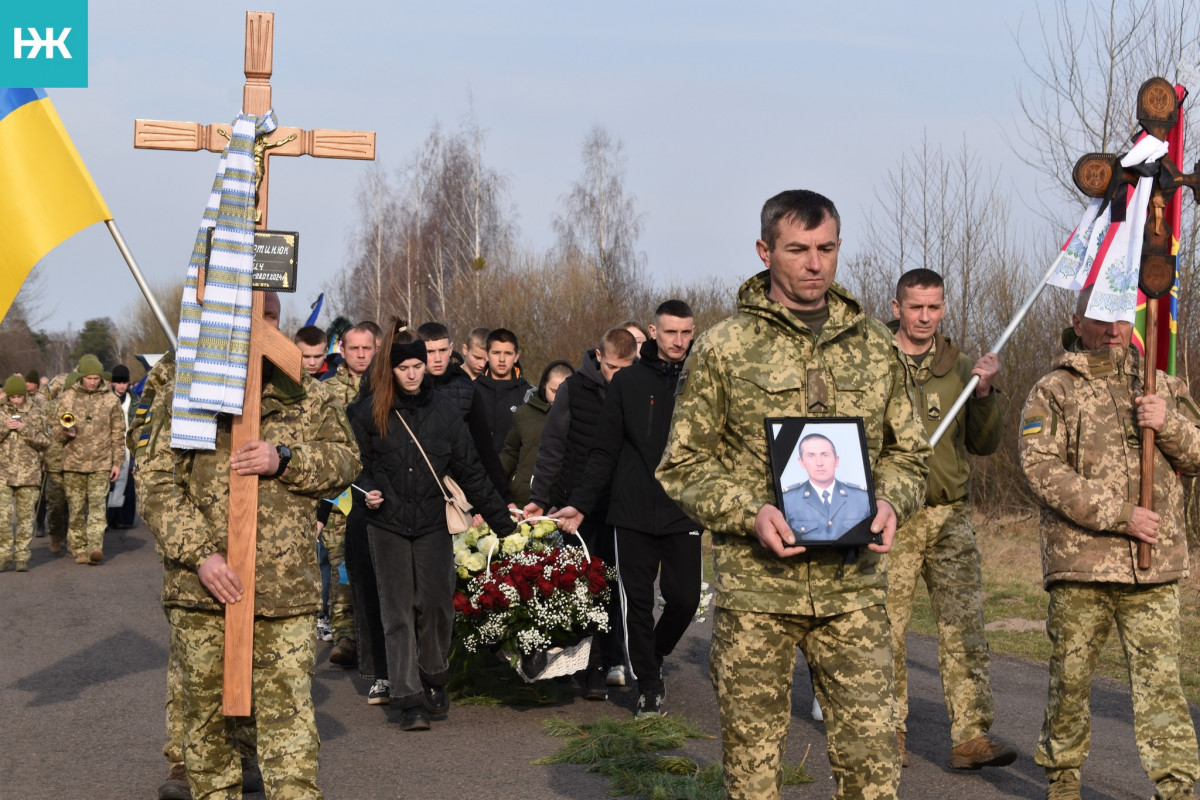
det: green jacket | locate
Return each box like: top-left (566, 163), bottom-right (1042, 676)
top-left (134, 354), bottom-right (362, 616)
top-left (657, 272), bottom-right (930, 617)
top-left (887, 322), bottom-right (1003, 506)
top-left (499, 393), bottom-right (551, 506)
top-left (1019, 333), bottom-right (1199, 588)
top-left (0, 397), bottom-right (49, 487)
top-left (56, 379), bottom-right (124, 474)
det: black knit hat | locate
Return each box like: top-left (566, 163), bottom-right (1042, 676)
top-left (389, 339), bottom-right (427, 368)
top-left (111, 364), bottom-right (131, 383)
top-left (24, 370), bottom-right (39, 384)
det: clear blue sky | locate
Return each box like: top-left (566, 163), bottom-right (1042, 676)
top-left (25, 0), bottom-right (1049, 333)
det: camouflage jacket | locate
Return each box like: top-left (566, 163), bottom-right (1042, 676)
top-left (57, 380), bottom-right (124, 474)
top-left (657, 271), bottom-right (931, 617)
top-left (321, 362), bottom-right (363, 407)
top-left (1019, 335), bottom-right (1199, 588)
top-left (40, 374), bottom-right (70, 472)
top-left (0, 398), bottom-right (49, 486)
top-left (134, 354), bottom-right (362, 616)
top-left (887, 322), bottom-right (1004, 506)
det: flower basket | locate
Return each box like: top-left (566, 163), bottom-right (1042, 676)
top-left (452, 519), bottom-right (613, 682)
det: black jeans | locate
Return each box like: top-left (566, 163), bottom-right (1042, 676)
top-left (578, 519), bottom-right (625, 670)
top-left (345, 507), bottom-right (387, 680)
top-left (367, 526), bottom-right (454, 709)
top-left (614, 527), bottom-right (702, 694)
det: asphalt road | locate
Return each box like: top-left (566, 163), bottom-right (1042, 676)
top-left (2, 523), bottom-right (1194, 799)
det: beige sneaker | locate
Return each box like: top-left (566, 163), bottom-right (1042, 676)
top-left (950, 734), bottom-right (1018, 769)
top-left (1045, 774), bottom-right (1081, 800)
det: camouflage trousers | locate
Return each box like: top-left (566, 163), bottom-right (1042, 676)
top-left (0, 484), bottom-right (38, 567)
top-left (166, 607), bottom-right (321, 800)
top-left (163, 608), bottom-right (257, 768)
top-left (711, 604), bottom-right (900, 800)
top-left (63, 470), bottom-right (109, 557)
top-left (1037, 581), bottom-right (1199, 797)
top-left (44, 471), bottom-right (67, 547)
top-left (324, 512), bottom-right (354, 642)
top-left (887, 501), bottom-right (992, 744)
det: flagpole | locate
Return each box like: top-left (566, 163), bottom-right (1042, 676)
top-left (928, 252), bottom-right (1064, 448)
top-left (104, 219), bottom-right (177, 349)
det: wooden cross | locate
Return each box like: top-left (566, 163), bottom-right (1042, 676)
top-left (134, 10), bottom-right (376, 715)
top-left (1070, 77), bottom-right (1192, 571)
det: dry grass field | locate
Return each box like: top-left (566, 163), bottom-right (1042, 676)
top-left (903, 510), bottom-right (1200, 704)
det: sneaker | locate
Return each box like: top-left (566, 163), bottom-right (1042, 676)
top-left (951, 733), bottom-right (1018, 770)
top-left (1045, 775), bottom-right (1081, 800)
top-left (88, 548), bottom-right (104, 564)
top-left (316, 616), bottom-right (333, 642)
top-left (583, 664), bottom-right (608, 701)
top-left (368, 679), bottom-right (391, 705)
top-left (897, 730), bottom-right (909, 768)
top-left (241, 756), bottom-right (264, 793)
top-left (811, 696), bottom-right (824, 721)
top-left (329, 637), bottom-right (357, 667)
top-left (424, 685), bottom-right (449, 717)
top-left (157, 764), bottom-right (190, 800)
top-left (635, 691), bottom-right (664, 718)
top-left (400, 708), bottom-right (430, 731)
top-left (607, 665), bottom-right (627, 687)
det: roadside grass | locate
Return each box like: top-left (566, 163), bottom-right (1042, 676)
top-left (904, 510), bottom-right (1200, 705)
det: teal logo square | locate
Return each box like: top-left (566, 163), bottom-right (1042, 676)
top-left (0, 0), bottom-right (88, 88)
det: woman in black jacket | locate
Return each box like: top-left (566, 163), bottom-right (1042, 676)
top-left (351, 322), bottom-right (516, 731)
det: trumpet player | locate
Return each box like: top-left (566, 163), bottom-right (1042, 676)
top-left (1, 375), bottom-right (49, 571)
top-left (54, 355), bottom-right (123, 565)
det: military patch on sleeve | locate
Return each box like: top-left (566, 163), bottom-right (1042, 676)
top-left (135, 403), bottom-right (149, 418)
top-left (1021, 416), bottom-right (1045, 436)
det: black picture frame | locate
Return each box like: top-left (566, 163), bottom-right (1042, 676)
top-left (764, 416), bottom-right (879, 547)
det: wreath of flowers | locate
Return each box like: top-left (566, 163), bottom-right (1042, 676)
top-left (452, 521), bottom-right (612, 657)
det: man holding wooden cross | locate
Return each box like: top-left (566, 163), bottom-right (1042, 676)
top-left (1019, 286), bottom-right (1200, 800)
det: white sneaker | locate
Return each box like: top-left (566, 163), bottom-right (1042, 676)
top-left (316, 616), bottom-right (333, 642)
top-left (606, 665), bottom-right (627, 687)
top-left (368, 679), bottom-right (391, 705)
top-left (811, 697), bottom-right (824, 721)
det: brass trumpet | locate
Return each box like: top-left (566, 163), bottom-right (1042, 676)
top-left (60, 412), bottom-right (75, 429)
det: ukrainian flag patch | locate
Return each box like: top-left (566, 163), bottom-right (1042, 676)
top-left (1022, 416), bottom-right (1044, 437)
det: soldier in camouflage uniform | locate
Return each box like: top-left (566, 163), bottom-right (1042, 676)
top-left (135, 346), bottom-right (361, 800)
top-left (1019, 287), bottom-right (1200, 800)
top-left (657, 190), bottom-right (930, 800)
top-left (884, 268), bottom-right (1015, 770)
top-left (1, 375), bottom-right (50, 570)
top-left (319, 324), bottom-right (376, 667)
top-left (40, 372), bottom-right (74, 554)
top-left (57, 355), bottom-right (124, 564)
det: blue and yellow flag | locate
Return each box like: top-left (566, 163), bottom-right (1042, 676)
top-left (323, 486), bottom-right (352, 516)
top-left (0, 88), bottom-right (111, 322)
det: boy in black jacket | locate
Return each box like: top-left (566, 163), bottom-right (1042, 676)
top-left (554, 301), bottom-right (702, 718)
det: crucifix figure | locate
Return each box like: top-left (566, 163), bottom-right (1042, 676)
top-left (1070, 76), bottom-right (1196, 570)
top-left (134, 10), bottom-right (376, 715)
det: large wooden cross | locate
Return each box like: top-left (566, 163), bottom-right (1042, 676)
top-left (134, 10), bottom-right (376, 715)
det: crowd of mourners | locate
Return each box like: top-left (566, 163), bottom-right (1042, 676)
top-left (5, 189), bottom-right (1200, 800)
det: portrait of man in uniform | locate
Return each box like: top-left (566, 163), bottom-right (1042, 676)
top-left (778, 427), bottom-right (872, 543)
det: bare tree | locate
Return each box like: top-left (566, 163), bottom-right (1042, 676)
top-left (553, 126), bottom-right (646, 303)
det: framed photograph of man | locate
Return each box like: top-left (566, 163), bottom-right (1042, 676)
top-left (764, 417), bottom-right (879, 547)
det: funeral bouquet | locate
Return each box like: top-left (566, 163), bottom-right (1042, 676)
top-left (452, 519), bottom-right (612, 670)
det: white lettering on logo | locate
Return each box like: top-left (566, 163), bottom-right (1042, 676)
top-left (13, 27), bottom-right (72, 60)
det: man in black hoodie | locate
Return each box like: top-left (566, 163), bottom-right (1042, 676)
top-left (418, 322), bottom-right (515, 507)
top-left (554, 301), bottom-right (701, 718)
top-left (525, 327), bottom-right (638, 700)
top-left (473, 328), bottom-right (534, 457)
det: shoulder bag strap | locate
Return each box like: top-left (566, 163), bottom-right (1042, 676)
top-left (393, 409), bottom-right (453, 503)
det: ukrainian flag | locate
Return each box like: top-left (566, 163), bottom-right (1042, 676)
top-left (0, 88), bottom-right (111, 322)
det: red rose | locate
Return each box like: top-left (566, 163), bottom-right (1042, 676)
top-left (516, 580), bottom-right (534, 602)
top-left (588, 573), bottom-right (607, 594)
top-left (559, 573), bottom-right (577, 591)
top-left (453, 592), bottom-right (471, 614)
top-left (537, 577), bottom-right (555, 598)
